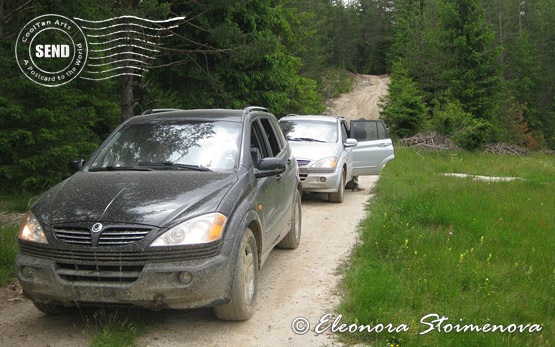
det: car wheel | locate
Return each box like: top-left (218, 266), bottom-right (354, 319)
top-left (33, 301), bottom-right (72, 315)
top-left (214, 228), bottom-right (258, 321)
top-left (277, 190), bottom-right (302, 249)
top-left (328, 171), bottom-right (345, 203)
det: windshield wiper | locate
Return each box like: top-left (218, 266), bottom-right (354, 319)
top-left (89, 165), bottom-right (154, 172)
top-left (137, 161), bottom-right (212, 171)
top-left (288, 137), bottom-right (326, 143)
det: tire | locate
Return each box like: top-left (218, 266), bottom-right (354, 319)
top-left (277, 190), bottom-right (302, 249)
top-left (33, 301), bottom-right (72, 315)
top-left (328, 172), bottom-right (345, 203)
top-left (214, 228), bottom-right (258, 321)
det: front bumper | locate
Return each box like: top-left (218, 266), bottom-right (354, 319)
top-left (16, 250), bottom-right (233, 310)
top-left (298, 168), bottom-right (342, 193)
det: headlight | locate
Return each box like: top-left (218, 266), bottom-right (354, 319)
top-left (151, 212), bottom-right (227, 247)
top-left (311, 156), bottom-right (338, 169)
top-left (19, 212), bottom-right (48, 244)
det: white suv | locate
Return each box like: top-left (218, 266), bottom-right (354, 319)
top-left (279, 115), bottom-right (394, 203)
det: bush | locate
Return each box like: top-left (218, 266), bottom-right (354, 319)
top-left (452, 118), bottom-right (494, 150)
top-left (430, 98), bottom-right (493, 151)
top-left (430, 98), bottom-right (470, 135)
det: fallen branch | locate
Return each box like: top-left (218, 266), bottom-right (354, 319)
top-left (483, 143), bottom-right (528, 156)
top-left (398, 133), bottom-right (460, 151)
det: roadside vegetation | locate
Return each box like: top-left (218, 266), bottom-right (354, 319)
top-left (0, 224), bottom-right (18, 286)
top-left (87, 309), bottom-right (146, 347)
top-left (338, 147), bottom-right (555, 346)
top-left (0, 192), bottom-right (35, 285)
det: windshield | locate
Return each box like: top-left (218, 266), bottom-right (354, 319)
top-left (279, 120), bottom-right (338, 143)
top-left (89, 120), bottom-right (241, 171)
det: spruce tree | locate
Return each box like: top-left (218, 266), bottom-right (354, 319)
top-left (439, 0), bottom-right (503, 121)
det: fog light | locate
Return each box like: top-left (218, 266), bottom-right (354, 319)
top-left (318, 177), bottom-right (327, 182)
top-left (177, 271), bottom-right (193, 285)
top-left (21, 266), bottom-right (33, 278)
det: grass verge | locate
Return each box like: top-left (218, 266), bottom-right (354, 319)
top-left (338, 147), bottom-right (555, 346)
top-left (0, 191), bottom-right (33, 286)
top-left (0, 224), bottom-right (18, 285)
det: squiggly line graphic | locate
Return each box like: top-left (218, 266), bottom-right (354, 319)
top-left (74, 15), bottom-right (185, 24)
top-left (74, 15), bottom-right (184, 81)
top-left (87, 58), bottom-right (148, 67)
top-left (79, 22), bottom-right (179, 32)
top-left (80, 72), bottom-right (143, 81)
top-left (89, 44), bottom-right (159, 53)
top-left (87, 52), bottom-right (156, 60)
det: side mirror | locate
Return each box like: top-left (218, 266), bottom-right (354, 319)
top-left (345, 138), bottom-right (358, 147)
top-left (70, 158), bottom-right (84, 173)
top-left (255, 158), bottom-right (286, 178)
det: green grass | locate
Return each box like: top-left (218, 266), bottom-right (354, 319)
top-left (0, 191), bottom-right (34, 286)
top-left (338, 147), bottom-right (555, 346)
top-left (87, 309), bottom-right (146, 347)
top-left (0, 191), bottom-right (40, 213)
top-left (0, 224), bottom-right (18, 285)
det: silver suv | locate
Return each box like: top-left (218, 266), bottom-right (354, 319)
top-left (279, 115), bottom-right (394, 203)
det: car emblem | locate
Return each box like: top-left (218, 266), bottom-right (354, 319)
top-left (91, 223), bottom-right (103, 233)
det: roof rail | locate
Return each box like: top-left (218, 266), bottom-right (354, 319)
top-left (243, 106), bottom-right (269, 114)
top-left (140, 108), bottom-right (179, 115)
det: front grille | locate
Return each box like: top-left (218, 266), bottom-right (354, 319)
top-left (19, 242), bottom-right (221, 263)
top-left (54, 226), bottom-right (91, 245)
top-left (54, 225), bottom-right (152, 246)
top-left (299, 173), bottom-right (307, 181)
top-left (98, 227), bottom-right (151, 245)
top-left (56, 263), bottom-right (143, 283)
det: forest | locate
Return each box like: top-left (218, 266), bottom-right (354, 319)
top-left (0, 0), bottom-right (554, 191)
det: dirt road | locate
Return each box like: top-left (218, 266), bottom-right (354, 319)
top-left (0, 177), bottom-right (378, 347)
top-left (0, 74), bottom-right (388, 347)
top-left (326, 74), bottom-right (390, 121)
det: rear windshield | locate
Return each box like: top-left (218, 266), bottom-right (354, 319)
top-left (90, 120), bottom-right (242, 171)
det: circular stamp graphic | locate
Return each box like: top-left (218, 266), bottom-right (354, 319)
top-left (15, 14), bottom-right (88, 87)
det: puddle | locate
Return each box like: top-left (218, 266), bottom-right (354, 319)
top-left (444, 173), bottom-right (524, 182)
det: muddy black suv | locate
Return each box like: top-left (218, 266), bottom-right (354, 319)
top-left (16, 107), bottom-right (302, 321)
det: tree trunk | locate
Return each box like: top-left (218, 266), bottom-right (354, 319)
top-left (0, 0), bottom-right (4, 39)
top-left (120, 74), bottom-right (135, 122)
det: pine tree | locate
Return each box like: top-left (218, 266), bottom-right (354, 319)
top-left (380, 61), bottom-right (428, 138)
top-left (439, 0), bottom-right (503, 121)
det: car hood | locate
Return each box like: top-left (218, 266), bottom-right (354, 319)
top-left (287, 141), bottom-right (340, 162)
top-left (33, 171), bottom-right (237, 227)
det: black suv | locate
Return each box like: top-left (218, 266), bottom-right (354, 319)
top-left (16, 107), bottom-right (301, 321)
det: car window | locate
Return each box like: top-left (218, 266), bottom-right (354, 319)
top-left (279, 120), bottom-right (337, 143)
top-left (260, 118), bottom-right (283, 156)
top-left (351, 120), bottom-right (390, 141)
top-left (377, 121), bottom-right (388, 139)
top-left (90, 120), bottom-right (241, 171)
top-left (250, 120), bottom-right (270, 162)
